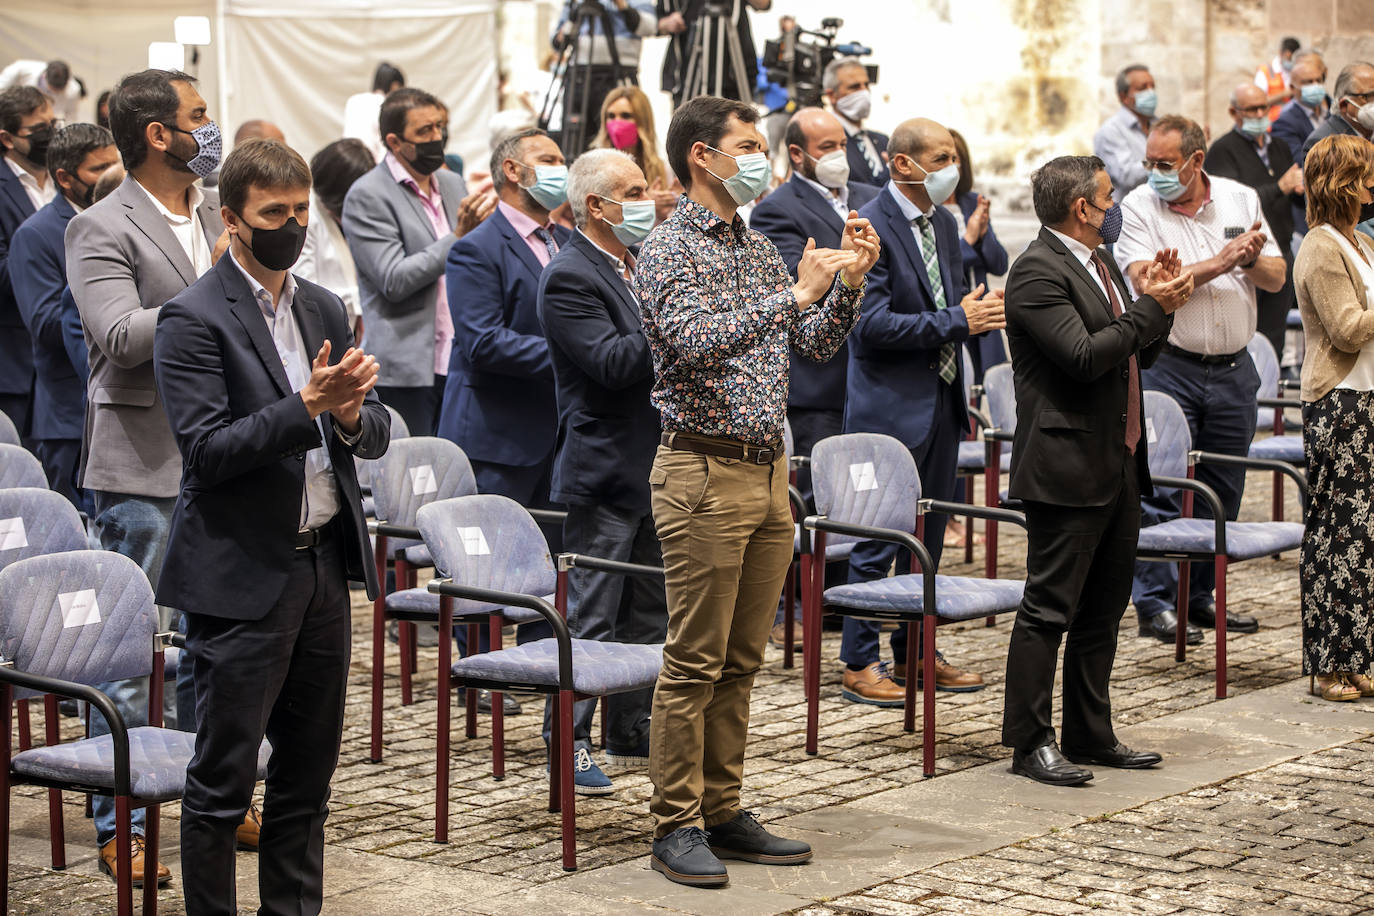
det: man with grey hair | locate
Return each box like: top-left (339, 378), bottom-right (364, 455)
top-left (823, 58), bottom-right (888, 186)
top-left (1002, 153), bottom-right (1190, 785)
top-left (1274, 50), bottom-right (1329, 242)
top-left (1094, 64), bottom-right (1157, 202)
top-left (535, 147), bottom-right (664, 794)
top-left (1304, 61), bottom-right (1374, 240)
top-left (440, 127), bottom-right (569, 545)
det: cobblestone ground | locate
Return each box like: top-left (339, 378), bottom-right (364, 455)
top-left (7, 465), bottom-right (1339, 913)
top-left (801, 737), bottom-right (1374, 916)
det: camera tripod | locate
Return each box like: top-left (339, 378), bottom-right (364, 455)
top-left (680, 0), bottom-right (752, 102)
top-left (539, 0), bottom-right (632, 154)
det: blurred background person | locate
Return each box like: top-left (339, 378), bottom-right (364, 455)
top-left (1095, 63), bottom-right (1157, 203)
top-left (96, 88), bottom-right (111, 130)
top-left (344, 62), bottom-right (405, 161)
top-left (1255, 36), bottom-right (1301, 122)
top-left (1293, 134), bottom-right (1374, 703)
top-left (0, 58), bottom-right (82, 124)
top-left (590, 85), bottom-right (679, 221)
top-left (550, 0), bottom-right (657, 153)
top-left (823, 56), bottom-right (887, 186)
top-left (944, 128), bottom-right (1009, 383)
top-left (298, 138), bottom-right (375, 339)
top-left (659, 0), bottom-right (770, 107)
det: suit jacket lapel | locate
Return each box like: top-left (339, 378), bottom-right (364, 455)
top-left (219, 257), bottom-right (293, 397)
top-left (119, 177), bottom-right (197, 286)
top-left (791, 178), bottom-right (845, 234)
top-left (0, 167), bottom-right (35, 219)
top-left (293, 285), bottom-right (327, 359)
top-left (1039, 227), bottom-right (1114, 320)
top-left (574, 233), bottom-right (638, 319)
top-left (495, 209), bottom-right (547, 282)
top-left (880, 192), bottom-right (935, 304)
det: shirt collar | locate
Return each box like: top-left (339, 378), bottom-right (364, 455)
top-left (228, 248), bottom-right (297, 318)
top-left (133, 177), bottom-right (205, 224)
top-left (1166, 171), bottom-right (1213, 217)
top-left (1115, 105), bottom-right (1152, 133)
top-left (1232, 125), bottom-right (1269, 149)
top-left (798, 173), bottom-right (848, 207)
top-left (385, 151), bottom-right (439, 199)
top-left (886, 181), bottom-right (935, 222)
top-left (1045, 227), bottom-right (1096, 267)
top-left (4, 155), bottom-right (45, 188)
top-left (676, 194), bottom-right (747, 240)
top-left (498, 199), bottom-right (554, 240)
top-left (576, 228), bottom-right (627, 273)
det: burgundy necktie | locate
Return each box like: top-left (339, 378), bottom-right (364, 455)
top-left (1089, 252), bottom-right (1141, 453)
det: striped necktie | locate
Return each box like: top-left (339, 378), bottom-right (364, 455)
top-left (914, 215), bottom-right (958, 385)
top-left (533, 227), bottom-right (558, 261)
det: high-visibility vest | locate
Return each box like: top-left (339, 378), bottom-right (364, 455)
top-left (1260, 63), bottom-right (1287, 122)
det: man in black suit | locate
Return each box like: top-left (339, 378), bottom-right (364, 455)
top-left (153, 139), bottom-right (389, 915)
top-left (536, 147), bottom-right (665, 795)
top-left (750, 106), bottom-right (878, 647)
top-left (823, 59), bottom-right (888, 187)
top-left (1205, 83), bottom-right (1302, 357)
top-left (1001, 155), bottom-right (1192, 786)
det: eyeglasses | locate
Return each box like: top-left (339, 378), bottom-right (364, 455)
top-left (1233, 105), bottom-right (1268, 117)
top-left (1345, 91), bottom-right (1374, 104)
top-left (1141, 159), bottom-right (1184, 172)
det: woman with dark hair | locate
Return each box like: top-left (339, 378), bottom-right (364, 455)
top-left (942, 128), bottom-right (1009, 380)
top-left (297, 138), bottom-right (375, 338)
top-left (1294, 132), bottom-right (1374, 702)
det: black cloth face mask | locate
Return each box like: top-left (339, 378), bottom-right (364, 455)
top-left (406, 139), bottom-right (446, 176)
top-left (239, 215), bottom-right (307, 271)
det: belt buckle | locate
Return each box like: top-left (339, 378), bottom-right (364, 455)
top-left (751, 448), bottom-right (772, 465)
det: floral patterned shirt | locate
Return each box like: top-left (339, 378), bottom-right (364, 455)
top-left (634, 196), bottom-right (864, 446)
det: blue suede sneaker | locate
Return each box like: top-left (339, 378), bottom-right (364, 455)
top-left (571, 746), bottom-right (613, 796)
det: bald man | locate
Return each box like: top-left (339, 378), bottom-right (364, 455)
top-left (233, 119), bottom-right (285, 147)
top-left (839, 117), bottom-right (1005, 702)
top-left (1204, 83), bottom-right (1301, 356)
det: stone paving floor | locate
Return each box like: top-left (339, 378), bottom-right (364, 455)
top-left (7, 465), bottom-right (1371, 915)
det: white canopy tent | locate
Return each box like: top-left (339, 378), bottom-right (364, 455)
top-left (0, 0), bottom-right (497, 172)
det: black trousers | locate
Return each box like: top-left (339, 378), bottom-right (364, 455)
top-left (376, 378), bottom-right (445, 438)
top-left (0, 392), bottom-right (33, 451)
top-left (1002, 455), bottom-right (1140, 754)
top-left (181, 528), bottom-right (351, 916)
top-left (786, 405), bottom-right (843, 510)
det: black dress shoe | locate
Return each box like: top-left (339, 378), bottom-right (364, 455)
top-left (1139, 610), bottom-right (1203, 645)
top-left (1064, 742), bottom-right (1162, 769)
top-left (706, 810), bottom-right (812, 864)
top-left (1189, 603), bottom-right (1258, 634)
top-left (1011, 743), bottom-right (1093, 786)
top-left (651, 827), bottom-right (729, 887)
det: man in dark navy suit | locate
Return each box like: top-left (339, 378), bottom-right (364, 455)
top-left (0, 85), bottom-right (54, 446)
top-left (1273, 50), bottom-right (1328, 239)
top-left (823, 59), bottom-right (888, 187)
top-left (153, 139), bottom-right (389, 916)
top-left (749, 106), bottom-right (878, 647)
top-left (10, 123), bottom-right (118, 513)
top-left (536, 147), bottom-right (665, 795)
top-left (841, 118), bottom-right (1006, 704)
top-left (439, 127), bottom-right (571, 547)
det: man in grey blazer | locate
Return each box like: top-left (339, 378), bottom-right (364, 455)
top-left (342, 87), bottom-right (494, 435)
top-left (64, 67), bottom-right (230, 887)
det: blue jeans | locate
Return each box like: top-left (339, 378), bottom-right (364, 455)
top-left (1131, 350), bottom-right (1260, 619)
top-left (89, 491), bottom-right (177, 844)
top-left (541, 502), bottom-right (666, 755)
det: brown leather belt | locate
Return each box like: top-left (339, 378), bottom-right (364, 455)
top-left (661, 431), bottom-right (780, 465)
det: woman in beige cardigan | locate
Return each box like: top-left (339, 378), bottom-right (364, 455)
top-left (1294, 133), bottom-right (1374, 702)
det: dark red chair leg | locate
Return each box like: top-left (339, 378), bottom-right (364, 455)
top-left (559, 688), bottom-right (576, 871)
top-left (42, 695), bottom-right (64, 869)
top-left (804, 533), bottom-right (825, 755)
top-left (549, 698), bottom-right (562, 813)
top-left (436, 597), bottom-right (453, 842)
top-left (1175, 560), bottom-right (1190, 663)
top-left (464, 623), bottom-right (479, 740)
top-left (15, 701), bottom-right (29, 752)
top-left (964, 477), bottom-right (975, 565)
top-left (782, 561), bottom-right (795, 669)
top-left (143, 803), bottom-right (158, 915)
top-left (1215, 556), bottom-right (1228, 699)
top-left (490, 616), bottom-right (505, 780)
top-left (2, 686), bottom-right (13, 912)
top-left (370, 535), bottom-right (388, 762)
top-left (397, 619), bottom-right (414, 707)
top-left (902, 621), bottom-right (918, 734)
top-left (115, 796), bottom-right (133, 916)
top-left (922, 615), bottom-right (938, 777)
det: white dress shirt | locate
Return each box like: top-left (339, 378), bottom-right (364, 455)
top-left (343, 91), bottom-right (386, 163)
top-left (1046, 227), bottom-right (1112, 302)
top-left (0, 59), bottom-right (82, 123)
top-left (134, 179), bottom-right (212, 277)
top-left (1093, 106), bottom-right (1152, 203)
top-left (799, 173), bottom-right (850, 218)
top-left (1114, 174), bottom-right (1281, 355)
top-left (228, 251), bottom-right (344, 531)
top-left (295, 193), bottom-right (361, 321)
top-left (4, 156), bottom-right (56, 212)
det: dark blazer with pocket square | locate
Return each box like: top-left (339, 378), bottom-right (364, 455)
top-left (1004, 227), bottom-right (1171, 508)
top-left (538, 230), bottom-right (659, 513)
top-left (153, 254), bottom-right (389, 620)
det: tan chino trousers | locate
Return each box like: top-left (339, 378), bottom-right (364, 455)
top-left (647, 444), bottom-right (794, 838)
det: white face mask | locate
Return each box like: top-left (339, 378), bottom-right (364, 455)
top-left (835, 88), bottom-right (871, 123)
top-left (806, 149), bottom-right (850, 189)
top-left (1351, 99), bottom-right (1374, 132)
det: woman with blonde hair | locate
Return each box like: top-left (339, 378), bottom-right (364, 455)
top-left (592, 85), bottom-right (679, 220)
top-left (1294, 132), bottom-right (1374, 702)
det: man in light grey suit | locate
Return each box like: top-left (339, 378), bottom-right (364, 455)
top-left (63, 67), bottom-right (233, 887)
top-left (342, 86), bottom-right (494, 435)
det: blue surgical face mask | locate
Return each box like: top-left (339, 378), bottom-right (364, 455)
top-left (519, 162), bottom-right (569, 210)
top-left (599, 196), bottom-right (656, 245)
top-left (1300, 83), bottom-right (1326, 107)
top-left (705, 146), bottom-right (772, 206)
top-left (1241, 116), bottom-right (1269, 138)
top-left (1132, 88), bottom-right (1158, 118)
top-left (1085, 200), bottom-right (1122, 245)
top-left (893, 155), bottom-right (961, 204)
top-left (166, 120), bottom-right (222, 178)
top-left (1148, 165), bottom-right (1187, 202)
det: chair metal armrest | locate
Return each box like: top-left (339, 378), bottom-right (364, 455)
top-left (0, 666), bottom-right (132, 796)
top-left (428, 580), bottom-right (572, 690)
top-left (168, 632), bottom-right (186, 650)
top-left (527, 508), bottom-right (569, 526)
top-left (1256, 397), bottom-right (1302, 412)
top-left (788, 484), bottom-right (812, 554)
top-left (1149, 474), bottom-right (1227, 556)
top-left (986, 427), bottom-right (1014, 442)
top-left (1192, 450), bottom-right (1308, 498)
top-left (556, 554), bottom-right (665, 580)
top-left (369, 521), bottom-right (423, 540)
top-left (968, 406), bottom-right (993, 431)
top-left (788, 454), bottom-right (811, 470)
top-left (1279, 378), bottom-right (1301, 391)
top-left (920, 498), bottom-right (1027, 532)
top-left (803, 516), bottom-right (937, 611)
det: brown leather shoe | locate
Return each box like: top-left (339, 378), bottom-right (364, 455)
top-left (893, 655), bottom-right (986, 693)
top-left (840, 662), bottom-right (906, 707)
top-left (98, 834), bottom-right (172, 887)
top-left (768, 619), bottom-right (803, 653)
top-left (236, 804), bottom-right (262, 851)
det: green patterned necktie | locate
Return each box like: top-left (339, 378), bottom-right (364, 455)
top-left (914, 215), bottom-right (958, 385)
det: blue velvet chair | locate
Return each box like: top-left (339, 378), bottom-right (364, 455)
top-left (0, 446), bottom-right (45, 490)
top-left (1246, 334), bottom-right (1305, 521)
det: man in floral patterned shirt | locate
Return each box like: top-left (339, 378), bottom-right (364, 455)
top-left (635, 95), bottom-right (880, 887)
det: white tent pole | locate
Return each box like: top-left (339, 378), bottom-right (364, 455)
top-left (216, 0), bottom-right (230, 134)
